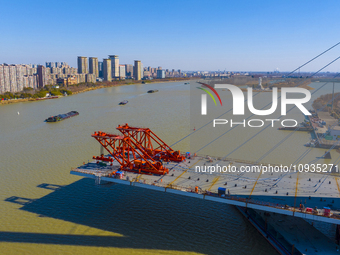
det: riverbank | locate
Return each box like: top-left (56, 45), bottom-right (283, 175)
top-left (239, 83), bottom-right (314, 92)
top-left (0, 78), bottom-right (192, 106)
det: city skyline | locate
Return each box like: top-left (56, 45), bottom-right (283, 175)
top-left (1, 1), bottom-right (340, 72)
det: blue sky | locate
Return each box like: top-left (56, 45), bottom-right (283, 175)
top-left (1, 0), bottom-right (340, 72)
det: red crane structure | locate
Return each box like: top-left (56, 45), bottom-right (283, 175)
top-left (91, 124), bottom-right (185, 175)
top-left (116, 123), bottom-right (185, 162)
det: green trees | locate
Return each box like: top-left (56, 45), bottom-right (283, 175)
top-left (50, 89), bottom-right (62, 96)
top-left (35, 90), bottom-right (48, 98)
top-left (60, 89), bottom-right (72, 95)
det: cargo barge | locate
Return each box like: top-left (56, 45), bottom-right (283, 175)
top-left (45, 111), bottom-right (79, 122)
top-left (119, 100), bottom-right (128, 105)
top-left (147, 90), bottom-right (159, 93)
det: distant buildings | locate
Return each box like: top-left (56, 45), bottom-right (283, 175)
top-left (46, 62), bottom-right (69, 68)
top-left (0, 54), bottom-right (185, 94)
top-left (89, 57), bottom-right (99, 78)
top-left (157, 69), bottom-right (165, 79)
top-left (109, 55), bottom-right (119, 80)
top-left (46, 62), bottom-right (55, 68)
top-left (125, 64), bottom-right (133, 78)
top-left (103, 59), bottom-right (112, 81)
top-left (0, 64), bottom-right (34, 93)
top-left (134, 60), bottom-right (141, 80)
top-left (86, 73), bottom-right (96, 83)
top-left (77, 56), bottom-right (88, 74)
top-left (57, 76), bottom-right (77, 86)
top-left (98, 61), bottom-right (103, 77)
top-left (140, 62), bottom-right (144, 79)
top-left (37, 65), bottom-right (47, 88)
top-left (119, 65), bottom-right (125, 80)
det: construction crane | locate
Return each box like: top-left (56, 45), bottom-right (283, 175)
top-left (116, 123), bottom-right (185, 162)
top-left (91, 124), bottom-right (185, 175)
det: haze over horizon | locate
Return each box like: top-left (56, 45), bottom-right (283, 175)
top-left (1, 0), bottom-right (340, 72)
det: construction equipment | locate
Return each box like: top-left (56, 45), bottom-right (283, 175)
top-left (91, 124), bottom-right (184, 175)
top-left (116, 123), bottom-right (185, 162)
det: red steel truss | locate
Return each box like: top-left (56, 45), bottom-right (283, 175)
top-left (116, 123), bottom-right (185, 162)
top-left (91, 124), bottom-right (185, 175)
top-left (92, 131), bottom-right (169, 175)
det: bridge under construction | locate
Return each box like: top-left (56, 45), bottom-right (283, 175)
top-left (72, 123), bottom-right (340, 255)
top-left (70, 42), bottom-right (340, 255)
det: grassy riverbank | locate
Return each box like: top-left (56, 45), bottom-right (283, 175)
top-left (0, 78), bottom-right (192, 105)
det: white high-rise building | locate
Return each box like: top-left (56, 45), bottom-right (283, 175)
top-left (119, 65), bottom-right (126, 79)
top-left (0, 65), bottom-right (4, 94)
top-left (108, 55), bottom-right (119, 80)
top-left (9, 65), bottom-right (17, 92)
top-left (103, 59), bottom-right (112, 81)
top-left (16, 65), bottom-right (24, 92)
top-left (3, 65), bottom-right (10, 93)
top-left (140, 62), bottom-right (144, 79)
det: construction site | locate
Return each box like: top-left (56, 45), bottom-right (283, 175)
top-left (72, 123), bottom-right (340, 255)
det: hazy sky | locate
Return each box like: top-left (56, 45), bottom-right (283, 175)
top-left (1, 0), bottom-right (340, 72)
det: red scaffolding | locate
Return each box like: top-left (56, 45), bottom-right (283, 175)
top-left (91, 124), bottom-right (184, 175)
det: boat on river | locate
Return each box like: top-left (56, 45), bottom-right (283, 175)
top-left (119, 100), bottom-right (128, 105)
top-left (45, 111), bottom-right (79, 122)
top-left (147, 90), bottom-right (159, 93)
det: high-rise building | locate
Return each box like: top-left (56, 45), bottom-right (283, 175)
top-left (157, 69), bottom-right (165, 79)
top-left (119, 65), bottom-right (126, 79)
top-left (37, 65), bottom-right (47, 88)
top-left (3, 65), bottom-right (10, 93)
top-left (134, 60), bottom-right (141, 80)
top-left (0, 65), bottom-right (4, 94)
top-left (89, 57), bottom-right (99, 77)
top-left (140, 62), bottom-right (144, 79)
top-left (103, 59), bottom-right (112, 81)
top-left (125, 64), bottom-right (133, 78)
top-left (108, 55), bottom-right (119, 80)
top-left (98, 61), bottom-right (103, 77)
top-left (46, 62), bottom-right (56, 68)
top-left (77, 56), bottom-right (88, 74)
top-left (9, 65), bottom-right (17, 92)
top-left (15, 65), bottom-right (24, 92)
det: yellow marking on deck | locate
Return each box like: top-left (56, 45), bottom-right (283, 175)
top-left (293, 172), bottom-right (299, 215)
top-left (247, 171), bottom-right (262, 200)
top-left (208, 176), bottom-right (220, 191)
top-left (136, 174), bottom-right (142, 182)
top-left (133, 174), bottom-right (143, 183)
top-left (335, 177), bottom-right (340, 197)
top-left (166, 159), bottom-right (202, 187)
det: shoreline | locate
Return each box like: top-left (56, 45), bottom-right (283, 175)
top-left (0, 79), bottom-right (192, 106)
top-left (240, 84), bottom-right (314, 92)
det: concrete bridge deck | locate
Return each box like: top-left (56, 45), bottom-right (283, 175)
top-left (71, 155), bottom-right (340, 225)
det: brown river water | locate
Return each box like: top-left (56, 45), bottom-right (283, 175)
top-left (0, 81), bottom-right (337, 254)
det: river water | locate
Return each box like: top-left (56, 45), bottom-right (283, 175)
top-left (0, 81), bottom-right (337, 254)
